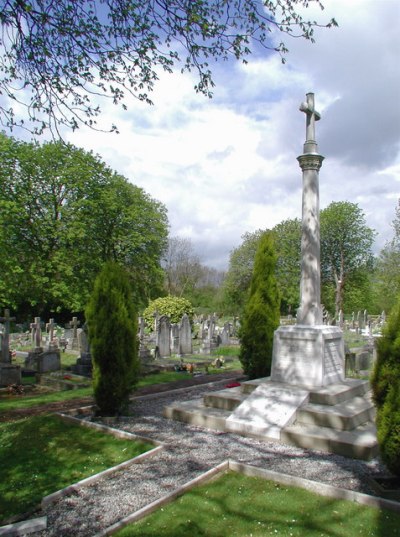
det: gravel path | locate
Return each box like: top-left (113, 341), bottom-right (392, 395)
top-left (34, 381), bottom-right (386, 537)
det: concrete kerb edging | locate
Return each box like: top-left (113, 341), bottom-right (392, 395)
top-left (92, 461), bottom-right (230, 537)
top-left (93, 459), bottom-right (400, 537)
top-left (227, 461), bottom-right (400, 513)
top-left (130, 375), bottom-right (247, 402)
top-left (41, 412), bottom-right (164, 509)
top-left (0, 516), bottom-right (47, 537)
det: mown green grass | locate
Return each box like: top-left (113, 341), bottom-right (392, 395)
top-left (115, 471), bottom-right (400, 537)
top-left (137, 371), bottom-right (192, 387)
top-left (0, 386), bottom-right (94, 412)
top-left (0, 414), bottom-right (153, 522)
top-left (211, 345), bottom-right (240, 357)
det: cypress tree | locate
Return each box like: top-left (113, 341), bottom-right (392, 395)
top-left (239, 231), bottom-right (280, 379)
top-left (86, 261), bottom-right (139, 415)
top-left (371, 300), bottom-right (400, 409)
top-left (371, 297), bottom-right (400, 475)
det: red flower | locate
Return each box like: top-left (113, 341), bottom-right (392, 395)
top-left (225, 382), bottom-right (241, 389)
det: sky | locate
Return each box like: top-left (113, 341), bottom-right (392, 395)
top-left (61, 0), bottom-right (400, 270)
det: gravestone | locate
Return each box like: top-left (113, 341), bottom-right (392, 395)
top-left (68, 316), bottom-right (80, 350)
top-left (208, 315), bottom-right (215, 341)
top-left (31, 316), bottom-right (43, 352)
top-left (179, 314), bottom-right (192, 355)
top-left (138, 317), bottom-right (151, 360)
top-left (170, 323), bottom-right (180, 354)
top-left (25, 317), bottom-right (43, 368)
top-left (36, 349), bottom-right (61, 373)
top-left (0, 309), bottom-right (21, 386)
top-left (26, 316), bottom-right (61, 373)
top-left (72, 323), bottom-right (92, 377)
top-left (271, 93), bottom-right (344, 388)
top-left (157, 315), bottom-right (171, 358)
top-left (0, 309), bottom-right (15, 363)
top-left (46, 318), bottom-right (58, 350)
top-left (197, 321), bottom-right (205, 340)
top-left (220, 322), bottom-right (231, 346)
top-left (357, 310), bottom-right (364, 331)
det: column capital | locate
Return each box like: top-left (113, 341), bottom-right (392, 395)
top-left (297, 153), bottom-right (324, 171)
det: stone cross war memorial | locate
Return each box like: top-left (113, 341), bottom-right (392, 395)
top-left (165, 94), bottom-right (377, 460)
top-left (271, 92), bottom-right (345, 388)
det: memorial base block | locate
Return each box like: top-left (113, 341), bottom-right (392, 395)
top-left (271, 325), bottom-right (344, 388)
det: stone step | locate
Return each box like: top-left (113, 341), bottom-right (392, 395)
top-left (203, 387), bottom-right (245, 411)
top-left (241, 378), bottom-right (370, 406)
top-left (307, 379), bottom-right (371, 405)
top-left (296, 395), bottom-right (375, 431)
top-left (281, 422), bottom-right (378, 461)
top-left (163, 400), bottom-right (230, 431)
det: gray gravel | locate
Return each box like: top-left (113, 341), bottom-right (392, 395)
top-left (35, 381), bottom-right (387, 537)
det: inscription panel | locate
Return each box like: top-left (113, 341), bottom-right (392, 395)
top-left (324, 339), bottom-right (344, 380)
top-left (272, 335), bottom-right (320, 385)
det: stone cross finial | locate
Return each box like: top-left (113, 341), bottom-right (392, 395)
top-left (300, 92), bottom-right (321, 143)
top-left (30, 316), bottom-right (42, 350)
top-left (46, 318), bottom-right (56, 342)
top-left (69, 316), bottom-right (80, 337)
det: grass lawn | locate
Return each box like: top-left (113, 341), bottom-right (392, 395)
top-left (0, 414), bottom-right (154, 523)
top-left (0, 386), bottom-right (94, 412)
top-left (115, 472), bottom-right (400, 537)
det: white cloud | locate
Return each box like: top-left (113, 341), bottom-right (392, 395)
top-left (64, 0), bottom-right (400, 269)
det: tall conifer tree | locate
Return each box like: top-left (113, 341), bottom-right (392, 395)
top-left (86, 261), bottom-right (139, 415)
top-left (371, 298), bottom-right (400, 475)
top-left (239, 232), bottom-right (280, 379)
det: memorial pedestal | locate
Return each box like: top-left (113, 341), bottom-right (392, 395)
top-left (271, 325), bottom-right (345, 388)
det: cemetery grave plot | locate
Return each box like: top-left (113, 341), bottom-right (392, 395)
top-left (0, 414), bottom-right (155, 524)
top-left (113, 471), bottom-right (400, 537)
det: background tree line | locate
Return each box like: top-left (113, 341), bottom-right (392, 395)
top-left (0, 133), bottom-right (168, 319)
top-left (222, 200), bottom-right (399, 318)
top-left (1, 131), bottom-right (398, 322)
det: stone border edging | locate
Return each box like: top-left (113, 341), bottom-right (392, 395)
top-left (93, 459), bottom-right (400, 536)
top-left (41, 413), bottom-right (164, 508)
top-left (92, 461), bottom-right (230, 537)
top-left (130, 375), bottom-right (247, 402)
top-left (0, 516), bottom-right (47, 537)
top-left (227, 461), bottom-right (400, 513)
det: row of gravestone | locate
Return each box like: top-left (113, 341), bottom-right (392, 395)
top-left (0, 311), bottom-right (91, 385)
top-left (142, 313), bottom-right (237, 359)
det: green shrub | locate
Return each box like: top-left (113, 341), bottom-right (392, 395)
top-left (239, 232), bottom-right (280, 379)
top-left (371, 300), bottom-right (400, 409)
top-left (86, 261), bottom-right (139, 415)
top-left (143, 296), bottom-right (194, 327)
top-left (371, 297), bottom-right (400, 475)
top-left (376, 378), bottom-right (400, 475)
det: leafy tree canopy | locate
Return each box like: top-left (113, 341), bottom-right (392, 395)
top-left (223, 201), bottom-right (376, 316)
top-left (320, 201), bottom-right (375, 317)
top-left (0, 133), bottom-right (168, 317)
top-left (375, 199), bottom-right (400, 312)
top-left (223, 229), bottom-right (264, 314)
top-left (143, 295), bottom-right (194, 327)
top-left (0, 0), bottom-right (337, 135)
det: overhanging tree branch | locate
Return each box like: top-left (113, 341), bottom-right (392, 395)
top-left (0, 0), bottom-right (337, 135)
